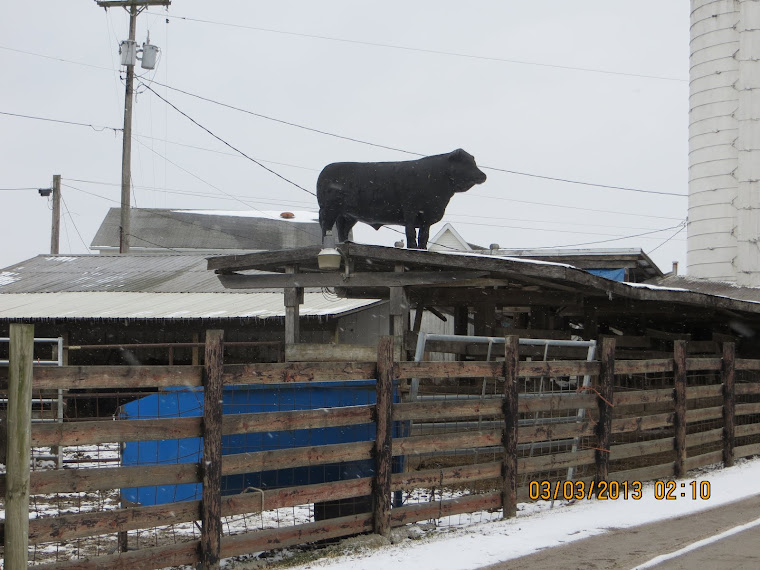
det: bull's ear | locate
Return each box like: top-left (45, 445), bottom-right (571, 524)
top-left (449, 148), bottom-right (466, 161)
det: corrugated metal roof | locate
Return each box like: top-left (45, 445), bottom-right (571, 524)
top-left (0, 254), bottom-right (273, 294)
top-left (0, 292), bottom-right (379, 319)
top-left (90, 208), bottom-right (322, 252)
top-left (653, 275), bottom-right (760, 303)
top-left (0, 253), bottom-right (382, 320)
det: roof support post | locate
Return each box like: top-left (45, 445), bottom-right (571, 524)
top-left (454, 306), bottom-right (469, 336)
top-left (284, 265), bottom-right (303, 345)
top-left (583, 307), bottom-right (599, 341)
top-left (390, 264), bottom-right (409, 358)
top-left (474, 303), bottom-right (497, 337)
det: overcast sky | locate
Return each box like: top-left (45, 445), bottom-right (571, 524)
top-left (1, 1), bottom-right (689, 273)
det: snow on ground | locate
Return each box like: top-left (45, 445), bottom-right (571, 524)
top-left (285, 458), bottom-right (760, 570)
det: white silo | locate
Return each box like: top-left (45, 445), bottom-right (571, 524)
top-left (688, 0), bottom-right (760, 286)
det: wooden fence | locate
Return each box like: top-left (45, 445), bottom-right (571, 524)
top-left (1, 325), bottom-right (760, 569)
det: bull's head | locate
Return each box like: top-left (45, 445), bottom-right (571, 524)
top-left (449, 149), bottom-right (487, 192)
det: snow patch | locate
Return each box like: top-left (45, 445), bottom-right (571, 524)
top-left (624, 282), bottom-right (691, 292)
top-left (44, 256), bottom-right (77, 262)
top-left (0, 272), bottom-right (20, 286)
top-left (287, 458), bottom-right (760, 570)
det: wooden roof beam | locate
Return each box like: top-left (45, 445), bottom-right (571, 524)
top-left (217, 270), bottom-right (489, 289)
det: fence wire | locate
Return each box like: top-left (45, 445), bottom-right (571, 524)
top-left (2, 342), bottom-right (760, 565)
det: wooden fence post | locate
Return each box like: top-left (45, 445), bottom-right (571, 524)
top-left (722, 342), bottom-right (736, 468)
top-left (373, 336), bottom-right (394, 538)
top-left (502, 335), bottom-right (519, 518)
top-left (284, 266), bottom-right (303, 346)
top-left (594, 337), bottom-right (615, 491)
top-left (5, 323), bottom-right (34, 570)
top-left (673, 340), bottom-right (687, 478)
top-left (201, 330), bottom-right (224, 569)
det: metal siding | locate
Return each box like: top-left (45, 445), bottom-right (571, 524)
top-left (335, 303), bottom-right (390, 345)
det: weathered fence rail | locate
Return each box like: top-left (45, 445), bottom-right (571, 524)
top-left (2, 328), bottom-right (760, 569)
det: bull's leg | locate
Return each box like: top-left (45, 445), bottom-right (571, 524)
top-left (336, 216), bottom-right (357, 243)
top-left (418, 225), bottom-right (430, 249)
top-left (405, 224), bottom-right (418, 249)
top-left (319, 208), bottom-right (339, 244)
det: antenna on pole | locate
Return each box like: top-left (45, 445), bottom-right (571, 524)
top-left (95, 0), bottom-right (171, 254)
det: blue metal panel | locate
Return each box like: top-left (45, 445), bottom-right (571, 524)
top-left (121, 382), bottom-right (400, 505)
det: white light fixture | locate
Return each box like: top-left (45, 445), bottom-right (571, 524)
top-left (318, 248), bottom-right (342, 271)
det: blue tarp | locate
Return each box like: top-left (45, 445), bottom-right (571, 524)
top-left (588, 268), bottom-right (626, 281)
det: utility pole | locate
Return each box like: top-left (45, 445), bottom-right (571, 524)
top-left (96, 0), bottom-right (170, 253)
top-left (120, 3), bottom-right (137, 254)
top-left (51, 175), bottom-right (61, 255)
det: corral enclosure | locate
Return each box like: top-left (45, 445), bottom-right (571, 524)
top-left (2, 326), bottom-right (760, 569)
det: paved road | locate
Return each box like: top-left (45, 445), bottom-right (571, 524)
top-left (482, 493), bottom-right (760, 569)
top-left (648, 525), bottom-right (760, 569)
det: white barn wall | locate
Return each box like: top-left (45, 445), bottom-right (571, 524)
top-left (335, 303), bottom-right (455, 360)
top-left (335, 303), bottom-right (390, 346)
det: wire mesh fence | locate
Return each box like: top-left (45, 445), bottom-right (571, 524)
top-left (2, 334), bottom-right (760, 568)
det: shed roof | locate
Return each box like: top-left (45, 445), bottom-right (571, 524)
top-left (473, 248), bottom-right (662, 282)
top-left (90, 208), bottom-right (322, 253)
top-left (207, 242), bottom-right (760, 318)
top-left (0, 254), bottom-right (379, 320)
top-left (652, 275), bottom-right (760, 304)
top-left (0, 292), bottom-right (375, 320)
top-left (1, 253), bottom-right (242, 293)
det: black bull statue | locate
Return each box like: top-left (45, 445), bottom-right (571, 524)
top-left (317, 149), bottom-right (487, 249)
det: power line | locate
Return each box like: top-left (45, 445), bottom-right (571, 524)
top-left (124, 232), bottom-right (184, 253)
top-left (478, 165), bottom-right (685, 197)
top-left (131, 136), bottom-right (316, 214)
top-left (139, 81), bottom-right (317, 197)
top-left (648, 223), bottom-right (687, 255)
top-left (529, 223), bottom-right (685, 249)
top-left (0, 41), bottom-right (685, 198)
top-left (147, 79), bottom-right (684, 198)
top-left (60, 195), bottom-right (89, 250)
top-left (66, 177), bottom-right (314, 207)
top-left (148, 79), bottom-right (419, 157)
top-left (132, 134), bottom-right (664, 236)
top-left (130, 137), bottom-right (335, 247)
top-left (132, 133), bottom-right (320, 171)
top-left (445, 214), bottom-right (685, 234)
top-left (470, 195), bottom-right (684, 221)
top-left (61, 183), bottom-right (321, 252)
top-left (17, 174), bottom-right (685, 224)
top-left (63, 163), bottom-right (686, 251)
top-left (0, 110), bottom-right (122, 133)
top-left (149, 13), bottom-right (686, 83)
top-left (452, 219), bottom-right (686, 241)
top-left (0, 45), bottom-right (115, 72)
top-left (62, 181), bottom-right (682, 255)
